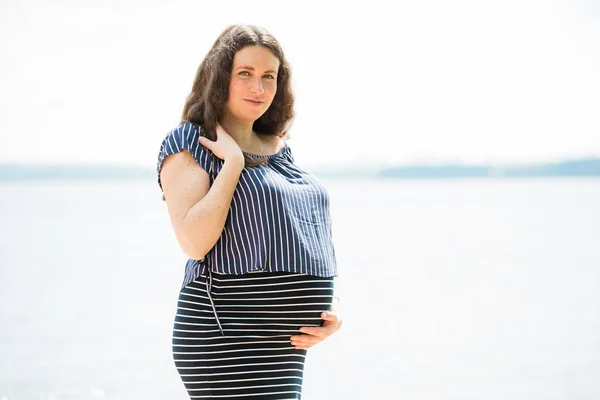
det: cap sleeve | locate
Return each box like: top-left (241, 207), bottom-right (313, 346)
top-left (156, 122), bottom-right (213, 191)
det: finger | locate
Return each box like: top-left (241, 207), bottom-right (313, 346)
top-left (292, 339), bottom-right (319, 349)
top-left (198, 136), bottom-right (214, 149)
top-left (215, 123), bottom-right (228, 138)
top-left (213, 125), bottom-right (222, 140)
top-left (298, 326), bottom-right (329, 338)
top-left (294, 337), bottom-right (321, 349)
top-left (291, 334), bottom-right (321, 345)
top-left (291, 336), bottom-right (314, 345)
top-left (289, 334), bottom-right (309, 341)
top-left (290, 335), bottom-right (313, 344)
top-left (321, 311), bottom-right (338, 321)
top-left (292, 342), bottom-right (313, 349)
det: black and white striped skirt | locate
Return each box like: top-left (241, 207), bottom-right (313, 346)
top-left (172, 270), bottom-right (335, 399)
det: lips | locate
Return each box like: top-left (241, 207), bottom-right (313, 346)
top-left (244, 98), bottom-right (264, 104)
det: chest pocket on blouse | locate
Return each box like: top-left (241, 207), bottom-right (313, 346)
top-left (291, 190), bottom-right (327, 225)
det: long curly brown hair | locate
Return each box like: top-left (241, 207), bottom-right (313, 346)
top-left (181, 24), bottom-right (295, 168)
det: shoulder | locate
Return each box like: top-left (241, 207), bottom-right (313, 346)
top-left (157, 122), bottom-right (212, 184)
top-left (162, 122), bottom-right (201, 148)
top-left (159, 122), bottom-right (212, 157)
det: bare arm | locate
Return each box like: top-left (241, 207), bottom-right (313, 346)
top-left (159, 125), bottom-right (244, 260)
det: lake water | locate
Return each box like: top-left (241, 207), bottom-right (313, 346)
top-left (1, 178), bottom-right (599, 399)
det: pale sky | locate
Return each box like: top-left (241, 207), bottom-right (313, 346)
top-left (1, 0), bottom-right (599, 168)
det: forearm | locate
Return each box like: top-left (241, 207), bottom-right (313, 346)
top-left (181, 159), bottom-right (243, 258)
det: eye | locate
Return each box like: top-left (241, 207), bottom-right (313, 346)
top-left (239, 71), bottom-right (250, 76)
top-left (264, 74), bottom-right (276, 80)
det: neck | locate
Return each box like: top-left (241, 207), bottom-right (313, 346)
top-left (219, 114), bottom-right (257, 150)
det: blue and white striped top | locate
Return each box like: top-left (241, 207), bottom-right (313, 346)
top-left (157, 122), bottom-right (338, 289)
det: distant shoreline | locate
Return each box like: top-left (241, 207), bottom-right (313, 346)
top-left (1, 158), bottom-right (599, 180)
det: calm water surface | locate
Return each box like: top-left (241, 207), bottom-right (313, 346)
top-left (1, 178), bottom-right (599, 399)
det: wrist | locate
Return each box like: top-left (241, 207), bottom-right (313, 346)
top-left (223, 155), bottom-right (245, 171)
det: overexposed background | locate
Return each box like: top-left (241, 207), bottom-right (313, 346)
top-left (1, 0), bottom-right (599, 168)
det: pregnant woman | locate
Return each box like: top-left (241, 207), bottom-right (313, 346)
top-left (157, 24), bottom-right (342, 399)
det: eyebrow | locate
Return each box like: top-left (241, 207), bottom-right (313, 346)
top-left (235, 65), bottom-right (278, 74)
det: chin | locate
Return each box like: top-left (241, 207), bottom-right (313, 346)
top-left (243, 111), bottom-right (267, 121)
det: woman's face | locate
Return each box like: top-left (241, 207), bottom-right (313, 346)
top-left (224, 45), bottom-right (280, 124)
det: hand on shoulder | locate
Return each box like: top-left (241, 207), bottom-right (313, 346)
top-left (199, 123), bottom-right (244, 166)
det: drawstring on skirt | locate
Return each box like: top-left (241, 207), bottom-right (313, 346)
top-left (204, 267), bottom-right (225, 336)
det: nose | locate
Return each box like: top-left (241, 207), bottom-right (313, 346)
top-left (249, 78), bottom-right (264, 94)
